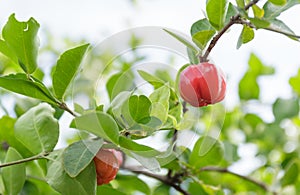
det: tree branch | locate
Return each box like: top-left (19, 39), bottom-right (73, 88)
top-left (0, 152), bottom-right (49, 168)
top-left (58, 102), bottom-right (77, 117)
top-left (201, 0), bottom-right (260, 62)
top-left (200, 166), bottom-right (277, 195)
top-left (123, 166), bottom-right (190, 195)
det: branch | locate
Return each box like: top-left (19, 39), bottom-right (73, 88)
top-left (201, 0), bottom-right (260, 62)
top-left (200, 166), bottom-right (277, 195)
top-left (58, 102), bottom-right (77, 117)
top-left (124, 166), bottom-right (190, 195)
top-left (0, 152), bottom-right (49, 168)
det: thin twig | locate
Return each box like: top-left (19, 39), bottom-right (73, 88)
top-left (0, 152), bottom-right (49, 168)
top-left (200, 166), bottom-right (277, 195)
top-left (58, 102), bottom-right (77, 117)
top-left (124, 166), bottom-right (190, 195)
top-left (263, 27), bottom-right (300, 39)
top-left (201, 0), bottom-right (260, 62)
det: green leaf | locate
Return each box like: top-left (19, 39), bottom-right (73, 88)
top-left (72, 111), bottom-right (119, 144)
top-left (273, 98), bottom-right (299, 122)
top-left (280, 159), bottom-right (300, 187)
top-left (163, 29), bottom-right (198, 52)
top-left (137, 70), bottom-right (166, 89)
top-left (0, 73), bottom-right (57, 104)
top-left (0, 39), bottom-right (18, 65)
top-left (187, 47), bottom-right (199, 64)
top-left (52, 44), bottom-right (89, 101)
top-left (192, 30), bottom-right (216, 49)
top-left (20, 181), bottom-right (40, 195)
top-left (153, 184), bottom-right (170, 195)
top-left (248, 53), bottom-right (275, 75)
top-left (252, 5), bottom-right (265, 18)
top-left (14, 103), bottom-right (59, 154)
top-left (236, 25), bottom-right (255, 49)
top-left (119, 136), bottom-right (160, 157)
top-left (97, 186), bottom-right (126, 195)
top-left (190, 19), bottom-right (216, 49)
top-left (263, 0), bottom-right (300, 20)
top-left (46, 151), bottom-right (96, 195)
top-left (2, 14), bottom-right (39, 74)
top-left (115, 175), bottom-right (151, 195)
top-left (189, 136), bottom-right (224, 168)
top-left (289, 68), bottom-right (300, 96)
top-left (238, 72), bottom-right (259, 100)
top-left (2, 147), bottom-right (26, 195)
top-left (106, 71), bottom-right (135, 101)
top-left (206, 0), bottom-right (228, 30)
top-left (149, 85), bottom-right (170, 123)
top-left (0, 116), bottom-right (32, 157)
top-left (236, 0), bottom-right (245, 8)
top-left (225, 3), bottom-right (240, 24)
top-left (129, 95), bottom-right (152, 123)
top-left (249, 18), bottom-right (270, 28)
top-left (63, 139), bottom-right (103, 177)
top-left (268, 0), bottom-right (287, 6)
top-left (176, 108), bottom-right (198, 130)
top-left (268, 19), bottom-right (298, 40)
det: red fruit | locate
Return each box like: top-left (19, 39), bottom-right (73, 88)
top-left (93, 148), bottom-right (123, 185)
top-left (179, 62), bottom-right (226, 107)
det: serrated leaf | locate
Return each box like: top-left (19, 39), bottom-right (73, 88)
top-left (273, 98), bottom-right (299, 122)
top-left (63, 139), bottom-right (103, 177)
top-left (52, 44), bottom-right (89, 101)
top-left (0, 73), bottom-right (58, 104)
top-left (289, 68), bottom-right (300, 96)
top-left (2, 147), bottom-right (26, 195)
top-left (149, 85), bottom-right (170, 123)
top-left (163, 29), bottom-right (198, 52)
top-left (72, 111), bottom-right (119, 144)
top-left (189, 136), bottom-right (224, 168)
top-left (14, 103), bottom-right (59, 154)
top-left (236, 25), bottom-right (255, 49)
top-left (206, 0), bottom-right (228, 30)
top-left (46, 151), bottom-right (96, 195)
top-left (2, 14), bottom-right (39, 74)
top-left (263, 0), bottom-right (299, 20)
top-left (268, 0), bottom-right (287, 6)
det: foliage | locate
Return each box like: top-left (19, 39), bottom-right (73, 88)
top-left (0, 1), bottom-right (300, 195)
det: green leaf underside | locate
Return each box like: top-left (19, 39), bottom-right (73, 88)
top-left (0, 39), bottom-right (18, 64)
top-left (52, 44), bottom-right (89, 100)
top-left (63, 139), bottom-right (103, 177)
top-left (2, 14), bottom-right (39, 74)
top-left (163, 29), bottom-right (198, 52)
top-left (237, 25), bottom-right (255, 49)
top-left (206, 0), bottom-right (228, 30)
top-left (2, 147), bottom-right (26, 195)
top-left (263, 0), bottom-right (300, 20)
top-left (190, 19), bottom-right (216, 49)
top-left (47, 151), bottom-right (96, 195)
top-left (73, 111), bottom-right (119, 144)
top-left (14, 103), bottom-right (59, 154)
top-left (0, 73), bottom-right (57, 104)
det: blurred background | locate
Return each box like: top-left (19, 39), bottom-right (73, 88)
top-left (1, 1), bottom-right (300, 193)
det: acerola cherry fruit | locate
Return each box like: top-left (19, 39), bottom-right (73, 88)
top-left (93, 148), bottom-right (123, 185)
top-left (179, 62), bottom-right (226, 107)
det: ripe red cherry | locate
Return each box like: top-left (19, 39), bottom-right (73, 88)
top-left (93, 148), bottom-right (123, 185)
top-left (179, 62), bottom-right (226, 107)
